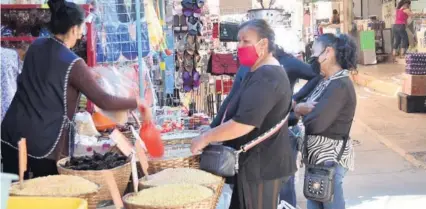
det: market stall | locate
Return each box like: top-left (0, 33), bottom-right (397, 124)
top-left (1, 1), bottom-right (226, 209)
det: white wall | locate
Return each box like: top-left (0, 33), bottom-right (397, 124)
top-left (411, 0), bottom-right (426, 12)
top-left (354, 0), bottom-right (362, 18)
top-left (362, 0), bottom-right (383, 19)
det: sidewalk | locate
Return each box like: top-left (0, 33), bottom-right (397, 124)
top-left (296, 119), bottom-right (426, 209)
top-left (354, 85), bottom-right (426, 169)
top-left (350, 63), bottom-right (404, 97)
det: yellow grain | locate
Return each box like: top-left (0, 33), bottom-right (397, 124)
top-left (141, 168), bottom-right (221, 186)
top-left (10, 175), bottom-right (98, 196)
top-left (126, 184), bottom-right (213, 206)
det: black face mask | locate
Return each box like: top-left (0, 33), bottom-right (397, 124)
top-left (308, 56), bottom-right (321, 75)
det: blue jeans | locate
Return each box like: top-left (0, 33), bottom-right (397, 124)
top-left (307, 164), bottom-right (348, 209)
top-left (279, 175), bottom-right (296, 206)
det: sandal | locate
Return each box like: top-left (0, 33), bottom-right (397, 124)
top-left (180, 15), bottom-right (188, 32)
top-left (173, 15), bottom-right (181, 32)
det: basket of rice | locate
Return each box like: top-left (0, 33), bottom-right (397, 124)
top-left (9, 175), bottom-right (99, 209)
top-left (161, 130), bottom-right (200, 145)
top-left (123, 184), bottom-right (214, 209)
top-left (139, 168), bottom-right (225, 209)
top-left (57, 151), bottom-right (131, 203)
top-left (148, 144), bottom-right (200, 174)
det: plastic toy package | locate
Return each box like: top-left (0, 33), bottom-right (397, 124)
top-left (92, 65), bottom-right (136, 124)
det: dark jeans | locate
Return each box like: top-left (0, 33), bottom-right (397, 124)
top-left (279, 126), bottom-right (301, 207)
top-left (280, 175), bottom-right (296, 206)
top-left (1, 143), bottom-right (58, 178)
top-left (392, 24), bottom-right (409, 50)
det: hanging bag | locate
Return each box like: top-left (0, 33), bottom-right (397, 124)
top-left (211, 52), bottom-right (238, 75)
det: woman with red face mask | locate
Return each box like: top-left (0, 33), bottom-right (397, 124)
top-left (190, 19), bottom-right (296, 209)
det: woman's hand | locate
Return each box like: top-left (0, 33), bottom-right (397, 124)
top-left (295, 102), bottom-right (317, 116)
top-left (191, 134), bottom-right (209, 154)
top-left (137, 98), bottom-right (152, 122)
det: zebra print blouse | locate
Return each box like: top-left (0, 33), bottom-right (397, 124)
top-left (304, 135), bottom-right (355, 170)
top-left (302, 70), bottom-right (355, 170)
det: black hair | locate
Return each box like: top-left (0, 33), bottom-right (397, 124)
top-left (316, 33), bottom-right (358, 71)
top-left (274, 44), bottom-right (292, 60)
top-left (239, 19), bottom-right (276, 52)
top-left (47, 0), bottom-right (85, 35)
top-left (333, 9), bottom-right (339, 15)
top-left (397, 0), bottom-right (411, 9)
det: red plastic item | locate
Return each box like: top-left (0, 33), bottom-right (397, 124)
top-left (138, 107), bottom-right (164, 158)
top-left (139, 122), bottom-right (164, 158)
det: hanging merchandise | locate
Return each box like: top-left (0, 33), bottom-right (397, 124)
top-left (164, 28), bottom-right (176, 94)
top-left (219, 22), bottom-right (239, 42)
top-left (145, 0), bottom-right (165, 50)
top-left (207, 52), bottom-right (238, 76)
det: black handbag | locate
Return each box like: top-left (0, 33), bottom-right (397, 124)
top-left (303, 136), bottom-right (348, 202)
top-left (200, 112), bottom-right (291, 177)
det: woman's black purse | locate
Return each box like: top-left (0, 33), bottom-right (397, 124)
top-left (199, 112), bottom-right (290, 177)
top-left (303, 137), bottom-right (348, 202)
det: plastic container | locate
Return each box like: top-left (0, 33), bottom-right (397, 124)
top-left (140, 122), bottom-right (164, 158)
top-left (7, 197), bottom-right (87, 209)
top-left (1, 173), bottom-right (18, 209)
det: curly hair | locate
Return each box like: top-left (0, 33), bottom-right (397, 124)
top-left (316, 33), bottom-right (358, 71)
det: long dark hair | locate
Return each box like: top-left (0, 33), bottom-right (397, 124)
top-left (397, 0), bottom-right (411, 9)
top-left (316, 33), bottom-right (358, 71)
top-left (47, 0), bottom-right (85, 35)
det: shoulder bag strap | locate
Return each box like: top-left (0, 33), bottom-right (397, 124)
top-left (238, 110), bottom-right (291, 153)
top-left (336, 119), bottom-right (353, 161)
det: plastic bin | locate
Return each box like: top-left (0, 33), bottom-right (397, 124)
top-left (7, 197), bottom-right (87, 209)
top-left (1, 173), bottom-right (18, 209)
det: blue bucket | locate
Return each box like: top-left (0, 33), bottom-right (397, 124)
top-left (1, 173), bottom-right (19, 209)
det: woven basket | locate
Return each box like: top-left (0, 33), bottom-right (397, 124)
top-left (122, 187), bottom-right (215, 209)
top-left (139, 177), bottom-right (225, 209)
top-left (148, 144), bottom-right (200, 174)
top-left (161, 130), bottom-right (200, 145)
top-left (56, 157), bottom-right (132, 203)
top-left (10, 182), bottom-right (99, 209)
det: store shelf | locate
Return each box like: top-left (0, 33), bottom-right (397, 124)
top-left (1, 36), bottom-right (38, 42)
top-left (0, 4), bottom-right (91, 10)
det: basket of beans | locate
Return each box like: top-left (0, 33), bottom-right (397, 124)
top-left (9, 175), bottom-right (99, 209)
top-left (139, 168), bottom-right (225, 209)
top-left (57, 151), bottom-right (131, 204)
top-left (123, 184), bottom-right (215, 209)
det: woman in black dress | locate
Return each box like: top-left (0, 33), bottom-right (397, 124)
top-left (191, 19), bottom-right (296, 209)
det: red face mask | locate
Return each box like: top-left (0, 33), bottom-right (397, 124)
top-left (237, 45), bottom-right (259, 67)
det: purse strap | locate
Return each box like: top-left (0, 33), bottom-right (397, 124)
top-left (238, 112), bottom-right (291, 153)
top-left (221, 101), bottom-right (292, 153)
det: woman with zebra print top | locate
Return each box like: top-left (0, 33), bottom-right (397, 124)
top-left (294, 33), bottom-right (358, 209)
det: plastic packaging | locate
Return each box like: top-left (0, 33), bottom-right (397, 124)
top-left (92, 111), bottom-right (116, 131)
top-left (75, 111), bottom-right (100, 136)
top-left (93, 66), bottom-right (135, 124)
